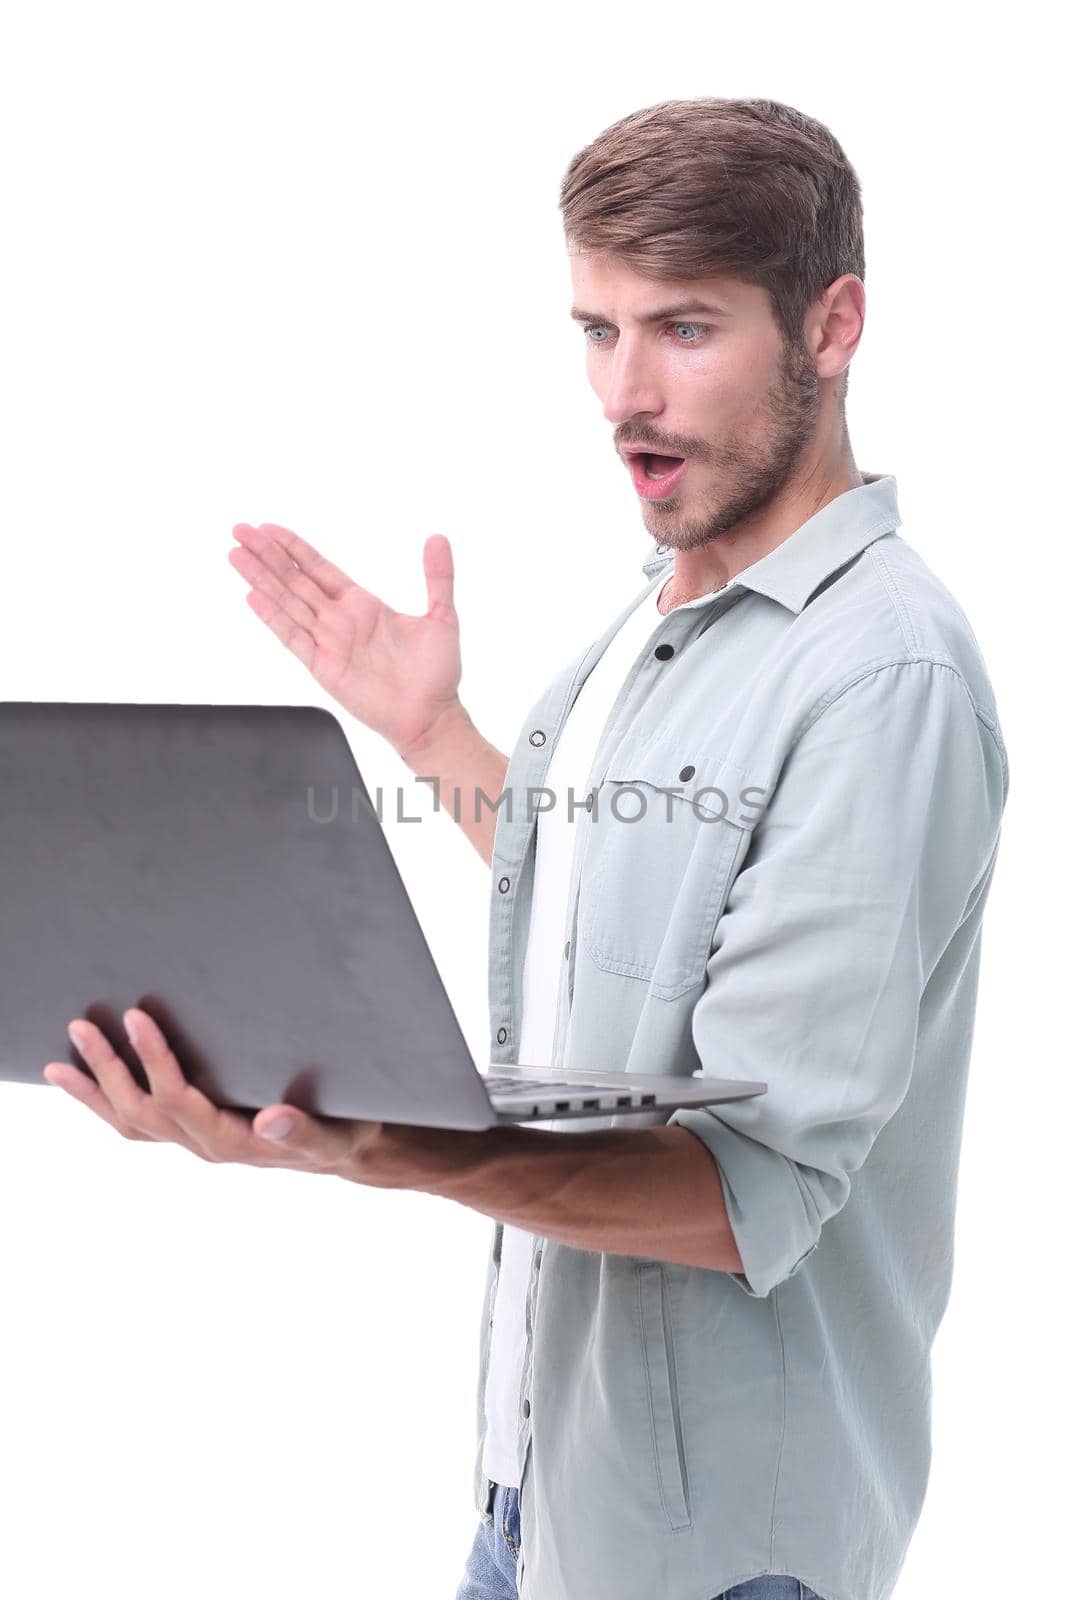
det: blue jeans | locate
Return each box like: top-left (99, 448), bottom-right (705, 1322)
top-left (454, 1480), bottom-right (826, 1599)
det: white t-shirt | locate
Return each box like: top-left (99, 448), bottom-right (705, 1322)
top-left (482, 567), bottom-right (738, 1488)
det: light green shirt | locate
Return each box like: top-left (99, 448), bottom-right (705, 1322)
top-left (472, 472), bottom-right (1009, 1600)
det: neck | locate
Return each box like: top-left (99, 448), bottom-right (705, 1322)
top-left (656, 443), bottom-right (864, 615)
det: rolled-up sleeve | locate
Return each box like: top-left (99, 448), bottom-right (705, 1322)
top-left (668, 657), bottom-right (1008, 1298)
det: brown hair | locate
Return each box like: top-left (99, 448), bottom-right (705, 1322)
top-left (559, 96), bottom-right (864, 390)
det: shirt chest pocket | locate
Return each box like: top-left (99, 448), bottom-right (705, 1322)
top-left (578, 736), bottom-right (768, 1000)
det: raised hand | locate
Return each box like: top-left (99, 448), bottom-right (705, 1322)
top-left (228, 524), bottom-right (464, 761)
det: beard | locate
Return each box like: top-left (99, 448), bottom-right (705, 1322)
top-left (648, 337), bottom-right (822, 552)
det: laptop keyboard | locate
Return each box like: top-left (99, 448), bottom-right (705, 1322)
top-left (486, 1073), bottom-right (655, 1099)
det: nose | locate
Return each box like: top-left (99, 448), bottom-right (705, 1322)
top-left (598, 334), bottom-right (666, 428)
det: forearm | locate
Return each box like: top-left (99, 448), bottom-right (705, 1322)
top-left (359, 1120), bottom-right (745, 1273)
top-left (398, 701), bottom-right (508, 867)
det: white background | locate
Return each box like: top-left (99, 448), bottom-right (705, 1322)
top-left (0, 3), bottom-right (1059, 1595)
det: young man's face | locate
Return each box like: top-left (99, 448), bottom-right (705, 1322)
top-left (567, 250), bottom-right (824, 550)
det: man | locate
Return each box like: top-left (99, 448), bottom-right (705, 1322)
top-left (46, 97), bottom-right (1009, 1600)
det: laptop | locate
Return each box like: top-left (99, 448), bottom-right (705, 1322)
top-left (0, 702), bottom-right (767, 1129)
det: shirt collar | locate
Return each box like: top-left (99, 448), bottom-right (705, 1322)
top-left (639, 471), bottom-right (902, 614)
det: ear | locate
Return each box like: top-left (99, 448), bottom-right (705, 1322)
top-left (812, 274), bottom-right (864, 382)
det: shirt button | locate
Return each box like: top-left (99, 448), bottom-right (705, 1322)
top-left (654, 643), bottom-right (675, 661)
top-left (498, 876), bottom-right (510, 893)
top-left (522, 1399), bottom-right (531, 1417)
top-left (496, 1026), bottom-right (508, 1044)
top-left (529, 729), bottom-right (546, 747)
top-left (679, 764), bottom-right (696, 781)
top-left (535, 1248), bottom-right (543, 1269)
top-left (564, 940), bottom-right (570, 959)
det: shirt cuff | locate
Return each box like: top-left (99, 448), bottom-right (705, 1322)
top-left (668, 1106), bottom-right (824, 1298)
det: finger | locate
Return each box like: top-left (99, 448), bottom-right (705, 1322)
top-left (64, 1019), bottom-right (208, 1155)
top-left (227, 547), bottom-right (319, 659)
top-left (231, 528), bottom-right (335, 620)
top-left (43, 1061), bottom-right (156, 1142)
top-left (123, 1010), bottom-right (264, 1151)
top-left (423, 533), bottom-right (456, 616)
top-left (227, 537), bottom-right (319, 624)
top-left (247, 522), bottom-right (353, 602)
top-left (235, 580), bottom-right (317, 673)
top-left (67, 1019), bottom-right (158, 1128)
top-left (123, 1010), bottom-right (318, 1165)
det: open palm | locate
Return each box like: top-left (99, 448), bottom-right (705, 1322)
top-left (228, 523), bottom-right (462, 759)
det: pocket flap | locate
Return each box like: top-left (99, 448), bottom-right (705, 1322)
top-left (601, 736), bottom-right (770, 830)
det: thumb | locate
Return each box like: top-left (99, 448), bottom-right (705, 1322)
top-left (252, 1107), bottom-right (369, 1171)
top-left (252, 1104), bottom-right (379, 1173)
top-left (422, 533), bottom-right (456, 617)
top-left (253, 1105), bottom-right (343, 1160)
top-left (253, 1106), bottom-right (307, 1145)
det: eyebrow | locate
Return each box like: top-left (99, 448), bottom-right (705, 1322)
top-left (569, 299), bottom-right (734, 324)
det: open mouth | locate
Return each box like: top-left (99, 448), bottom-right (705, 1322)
top-left (642, 452), bottom-right (686, 478)
top-left (625, 451), bottom-right (689, 500)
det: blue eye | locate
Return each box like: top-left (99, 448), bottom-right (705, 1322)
top-left (581, 323), bottom-right (709, 345)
